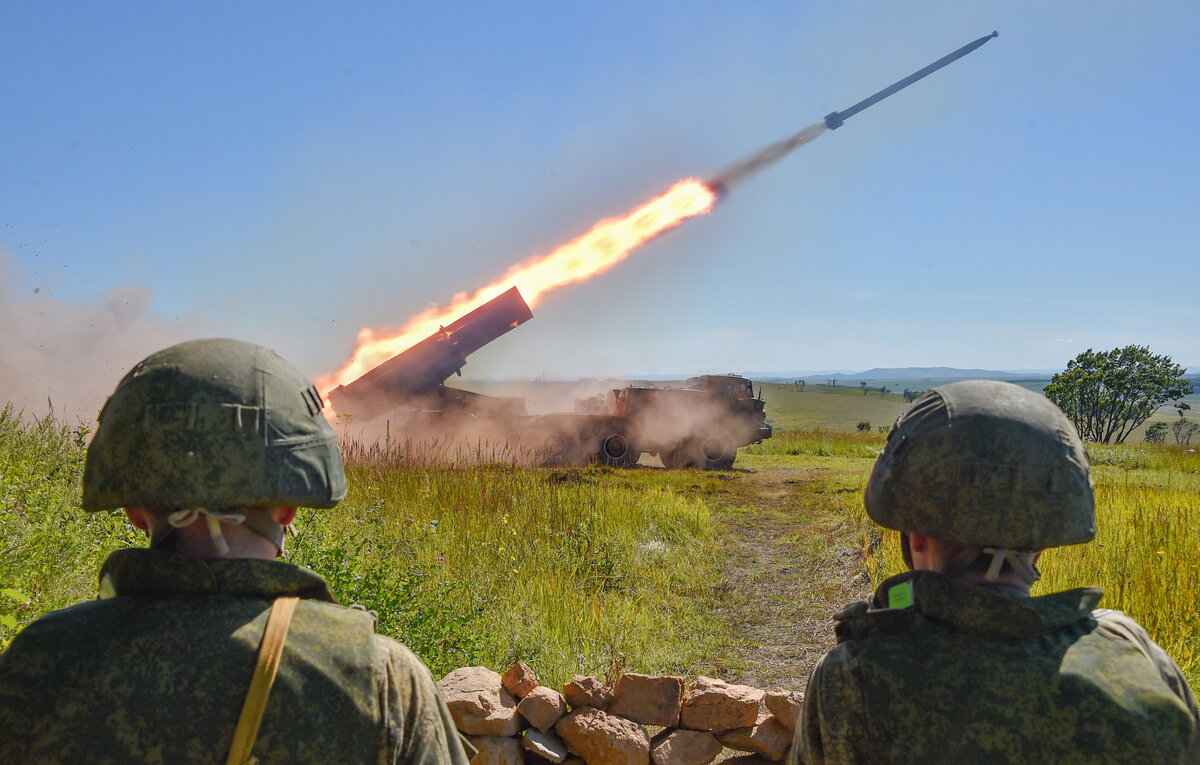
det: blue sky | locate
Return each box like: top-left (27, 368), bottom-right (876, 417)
top-left (2, 2), bottom-right (1196, 412)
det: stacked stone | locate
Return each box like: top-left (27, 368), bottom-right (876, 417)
top-left (437, 663), bottom-right (805, 765)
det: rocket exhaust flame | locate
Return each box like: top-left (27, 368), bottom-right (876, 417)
top-left (317, 179), bottom-right (716, 398)
top-left (320, 32), bottom-right (997, 406)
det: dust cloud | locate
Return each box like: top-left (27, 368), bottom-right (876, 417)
top-left (0, 259), bottom-right (196, 422)
top-left (452, 378), bottom-right (627, 415)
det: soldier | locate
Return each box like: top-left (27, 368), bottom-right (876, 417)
top-left (792, 380), bottom-right (1198, 764)
top-left (0, 338), bottom-right (472, 765)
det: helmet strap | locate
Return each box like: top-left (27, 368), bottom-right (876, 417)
top-left (149, 508), bottom-right (286, 556)
top-left (981, 547), bottom-right (1041, 586)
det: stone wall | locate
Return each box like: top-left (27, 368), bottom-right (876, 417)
top-left (438, 663), bottom-right (805, 765)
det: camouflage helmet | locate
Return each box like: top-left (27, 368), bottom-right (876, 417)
top-left (83, 338), bottom-right (346, 512)
top-left (864, 380), bottom-right (1094, 549)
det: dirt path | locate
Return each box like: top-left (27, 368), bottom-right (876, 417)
top-left (708, 465), bottom-right (875, 690)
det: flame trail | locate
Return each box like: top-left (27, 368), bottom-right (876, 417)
top-left (317, 178), bottom-right (716, 396)
top-left (318, 32), bottom-right (998, 403)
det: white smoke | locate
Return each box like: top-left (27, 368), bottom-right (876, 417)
top-left (0, 257), bottom-right (197, 422)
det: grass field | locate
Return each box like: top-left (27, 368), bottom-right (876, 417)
top-left (3, 391), bottom-right (1198, 694)
top-left (0, 408), bottom-right (726, 684)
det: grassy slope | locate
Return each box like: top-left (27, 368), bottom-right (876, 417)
top-left (758, 382), bottom-right (909, 432)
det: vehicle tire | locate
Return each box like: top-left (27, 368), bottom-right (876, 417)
top-left (665, 440), bottom-right (702, 469)
top-left (598, 432), bottom-right (637, 468)
top-left (699, 436), bottom-right (736, 470)
top-left (541, 433), bottom-right (573, 467)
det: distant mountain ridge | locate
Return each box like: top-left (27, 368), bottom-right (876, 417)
top-left (751, 367), bottom-right (1056, 382)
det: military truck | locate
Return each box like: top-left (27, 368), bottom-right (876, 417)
top-left (570, 376), bottom-right (771, 469)
top-left (328, 287), bottom-right (772, 469)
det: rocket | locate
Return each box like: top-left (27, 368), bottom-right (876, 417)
top-left (824, 31), bottom-right (999, 131)
top-left (708, 31), bottom-right (999, 192)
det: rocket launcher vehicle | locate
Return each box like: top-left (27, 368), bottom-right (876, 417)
top-left (327, 286), bottom-right (533, 420)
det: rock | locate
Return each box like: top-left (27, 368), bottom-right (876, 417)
top-left (717, 716), bottom-right (793, 761)
top-left (518, 686), bottom-right (569, 732)
top-left (763, 689), bottom-right (804, 731)
top-left (679, 676), bottom-right (762, 732)
top-left (555, 707), bottom-right (649, 765)
top-left (722, 756), bottom-right (775, 765)
top-left (439, 666), bottom-right (524, 737)
top-left (649, 729), bottom-right (722, 765)
top-left (467, 735), bottom-right (522, 765)
top-left (502, 661), bottom-right (539, 698)
top-left (563, 675), bottom-right (613, 710)
top-left (610, 673), bottom-right (684, 728)
top-left (522, 729), bottom-right (569, 763)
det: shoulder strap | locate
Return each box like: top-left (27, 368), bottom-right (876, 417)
top-left (226, 596), bottom-right (300, 765)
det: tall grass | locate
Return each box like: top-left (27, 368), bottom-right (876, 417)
top-left (0, 406), bottom-right (143, 647)
top-left (0, 409), bottom-right (723, 684)
top-left (287, 451), bottom-right (722, 682)
top-left (743, 429), bottom-right (885, 459)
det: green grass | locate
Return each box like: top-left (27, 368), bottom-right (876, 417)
top-left (757, 382), bottom-right (909, 432)
top-left (286, 453), bottom-right (724, 682)
top-left (0, 407), bottom-right (144, 645)
top-left (4, 394), bottom-right (1198, 693)
top-left (0, 408), bottom-right (725, 685)
top-left (744, 428), bottom-right (885, 460)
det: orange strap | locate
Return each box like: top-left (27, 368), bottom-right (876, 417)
top-left (225, 596), bottom-right (300, 765)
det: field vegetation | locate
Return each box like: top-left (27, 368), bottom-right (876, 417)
top-left (2, 395), bottom-right (1198, 693)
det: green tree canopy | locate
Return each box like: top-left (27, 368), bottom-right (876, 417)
top-left (1044, 345), bottom-right (1194, 444)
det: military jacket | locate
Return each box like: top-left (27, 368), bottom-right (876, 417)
top-left (0, 549), bottom-right (471, 765)
top-left (791, 570), bottom-right (1199, 765)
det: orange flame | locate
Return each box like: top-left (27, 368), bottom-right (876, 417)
top-left (317, 178), bottom-right (717, 396)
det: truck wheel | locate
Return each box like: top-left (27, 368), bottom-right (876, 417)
top-left (598, 432), bottom-right (637, 468)
top-left (700, 437), bottom-right (736, 470)
top-left (665, 440), bottom-right (702, 469)
top-left (541, 433), bottom-right (573, 466)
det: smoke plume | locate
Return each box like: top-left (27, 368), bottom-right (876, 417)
top-left (708, 122), bottom-right (827, 192)
top-left (0, 258), bottom-right (196, 422)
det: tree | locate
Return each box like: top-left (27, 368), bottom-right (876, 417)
top-left (1144, 422), bottom-right (1168, 444)
top-left (1043, 345), bottom-right (1194, 444)
top-left (1172, 411), bottom-right (1200, 445)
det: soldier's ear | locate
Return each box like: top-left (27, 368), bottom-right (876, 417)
top-left (271, 507), bottom-right (298, 526)
top-left (124, 507), bottom-right (152, 532)
top-left (908, 533), bottom-right (931, 554)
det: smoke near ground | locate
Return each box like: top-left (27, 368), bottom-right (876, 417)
top-left (0, 257), bottom-right (197, 422)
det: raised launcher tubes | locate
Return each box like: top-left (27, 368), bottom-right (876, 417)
top-left (327, 286), bottom-right (534, 420)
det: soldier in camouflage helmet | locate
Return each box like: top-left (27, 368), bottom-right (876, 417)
top-left (791, 380), bottom-right (1198, 765)
top-left (0, 339), bottom-right (472, 765)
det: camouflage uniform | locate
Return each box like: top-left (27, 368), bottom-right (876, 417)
top-left (0, 339), bottom-right (472, 764)
top-left (791, 381), bottom-right (1199, 764)
top-left (791, 570), bottom-right (1199, 764)
top-left (0, 549), bottom-right (471, 764)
